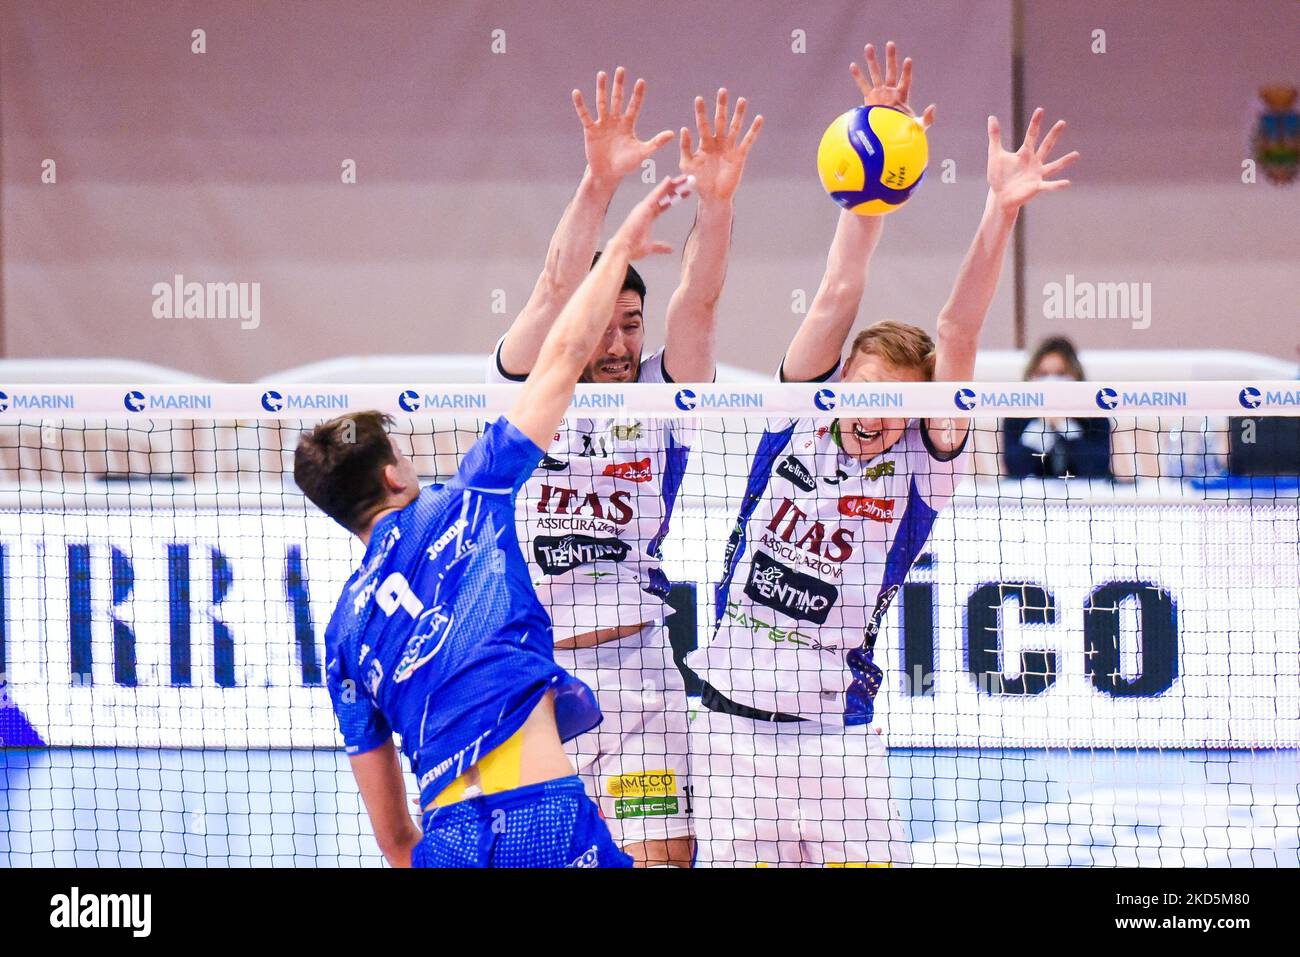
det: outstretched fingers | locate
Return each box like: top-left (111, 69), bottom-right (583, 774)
top-left (1022, 107), bottom-right (1045, 151)
top-left (624, 75), bottom-right (646, 120)
top-left (864, 43), bottom-right (884, 88)
top-left (1037, 118), bottom-right (1067, 160)
top-left (987, 114), bottom-right (1004, 153)
top-left (1042, 149), bottom-right (1080, 178)
top-left (594, 70), bottom-right (609, 121)
top-left (897, 56), bottom-right (914, 101)
top-left (694, 95), bottom-right (713, 141)
top-left (609, 66), bottom-right (626, 117)
top-left (572, 88), bottom-right (594, 127)
top-left (738, 112), bottom-right (764, 154)
top-left (728, 97), bottom-right (748, 143)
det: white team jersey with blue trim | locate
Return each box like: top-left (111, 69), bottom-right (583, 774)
top-left (689, 417), bottom-right (969, 724)
top-left (488, 337), bottom-right (692, 639)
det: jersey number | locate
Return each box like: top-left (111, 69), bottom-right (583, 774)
top-left (377, 572), bottom-right (424, 618)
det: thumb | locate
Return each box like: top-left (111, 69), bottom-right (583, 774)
top-left (645, 129), bottom-right (675, 152)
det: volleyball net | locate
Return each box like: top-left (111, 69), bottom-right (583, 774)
top-left (1, 379), bottom-right (1298, 866)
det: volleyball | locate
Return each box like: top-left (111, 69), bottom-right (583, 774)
top-left (817, 104), bottom-right (928, 215)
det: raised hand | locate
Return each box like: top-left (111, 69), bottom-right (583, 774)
top-left (986, 108), bottom-right (1079, 211)
top-left (678, 89), bottom-right (763, 202)
top-left (611, 174), bottom-right (695, 260)
top-left (572, 67), bottom-right (675, 187)
top-left (849, 40), bottom-right (936, 130)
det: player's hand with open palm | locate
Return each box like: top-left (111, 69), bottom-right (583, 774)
top-left (987, 108), bottom-right (1079, 212)
top-left (678, 89), bottom-right (763, 202)
top-left (610, 174), bottom-right (696, 260)
top-left (850, 40), bottom-right (936, 130)
top-left (573, 67), bottom-right (675, 188)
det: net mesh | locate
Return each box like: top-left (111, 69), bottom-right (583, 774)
top-left (1, 386), bottom-right (1298, 867)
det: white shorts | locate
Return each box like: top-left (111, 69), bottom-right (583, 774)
top-left (554, 622), bottom-right (693, 845)
top-left (688, 706), bottom-right (911, 867)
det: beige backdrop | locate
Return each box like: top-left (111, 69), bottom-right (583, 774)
top-left (0, 0), bottom-right (1296, 380)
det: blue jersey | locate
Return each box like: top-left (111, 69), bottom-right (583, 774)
top-left (324, 417), bottom-right (601, 808)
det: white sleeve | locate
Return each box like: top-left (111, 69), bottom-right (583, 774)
top-left (485, 334), bottom-right (528, 384)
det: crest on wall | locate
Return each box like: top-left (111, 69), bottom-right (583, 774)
top-left (1253, 85), bottom-right (1299, 185)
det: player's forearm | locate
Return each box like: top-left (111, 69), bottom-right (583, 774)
top-left (500, 170), bottom-right (620, 376)
top-left (782, 210), bottom-right (885, 381)
top-left (539, 237), bottom-right (632, 375)
top-left (380, 824), bottom-right (422, 868)
top-left (508, 240), bottom-right (633, 448)
top-left (663, 197), bottom-right (733, 380)
top-left (933, 190), bottom-right (1017, 381)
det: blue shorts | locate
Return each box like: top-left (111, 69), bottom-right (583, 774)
top-left (411, 775), bottom-right (634, 868)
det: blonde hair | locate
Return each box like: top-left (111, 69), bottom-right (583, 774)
top-left (845, 320), bottom-right (936, 380)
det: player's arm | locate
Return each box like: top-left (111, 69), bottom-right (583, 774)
top-left (508, 175), bottom-right (693, 449)
top-left (928, 109), bottom-right (1078, 451)
top-left (661, 89), bottom-right (763, 382)
top-left (498, 68), bottom-right (674, 378)
top-left (349, 740), bottom-right (421, 868)
top-left (782, 41), bottom-right (936, 382)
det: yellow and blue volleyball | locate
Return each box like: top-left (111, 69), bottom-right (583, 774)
top-left (817, 105), bottom-right (928, 215)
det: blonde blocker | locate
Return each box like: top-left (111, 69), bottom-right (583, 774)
top-left (846, 320), bottom-right (937, 380)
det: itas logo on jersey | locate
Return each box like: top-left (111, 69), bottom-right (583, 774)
top-left (602, 457), bottom-right (653, 483)
top-left (838, 496), bottom-right (895, 523)
top-left (766, 498), bottom-right (855, 562)
top-left (776, 455), bottom-right (816, 492)
top-left (535, 484), bottom-right (634, 525)
top-left (743, 551), bottom-right (838, 625)
top-left (534, 535), bottom-right (631, 575)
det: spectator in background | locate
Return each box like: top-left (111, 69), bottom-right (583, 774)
top-left (1004, 336), bottom-right (1112, 479)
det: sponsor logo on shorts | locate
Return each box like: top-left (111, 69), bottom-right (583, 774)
top-left (743, 551), bottom-right (838, 625)
top-left (776, 455), bottom-right (816, 492)
top-left (838, 495), bottom-right (895, 523)
top-left (606, 770), bottom-right (677, 797)
top-left (602, 457), bottom-right (653, 483)
top-left (607, 770), bottom-right (680, 819)
top-left (534, 534), bottom-right (630, 575)
top-left (615, 797), bottom-right (680, 819)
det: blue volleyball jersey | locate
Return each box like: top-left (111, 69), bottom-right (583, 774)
top-left (323, 417), bottom-right (602, 808)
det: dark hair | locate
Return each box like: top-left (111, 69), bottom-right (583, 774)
top-left (591, 251), bottom-right (646, 306)
top-left (1024, 335), bottom-right (1086, 381)
top-left (293, 411), bottom-right (397, 533)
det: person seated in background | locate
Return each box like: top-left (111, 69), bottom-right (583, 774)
top-left (1004, 336), bottom-right (1112, 479)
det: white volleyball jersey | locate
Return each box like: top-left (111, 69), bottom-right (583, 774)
top-left (688, 416), bottom-right (969, 725)
top-left (487, 336), bottom-right (691, 640)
